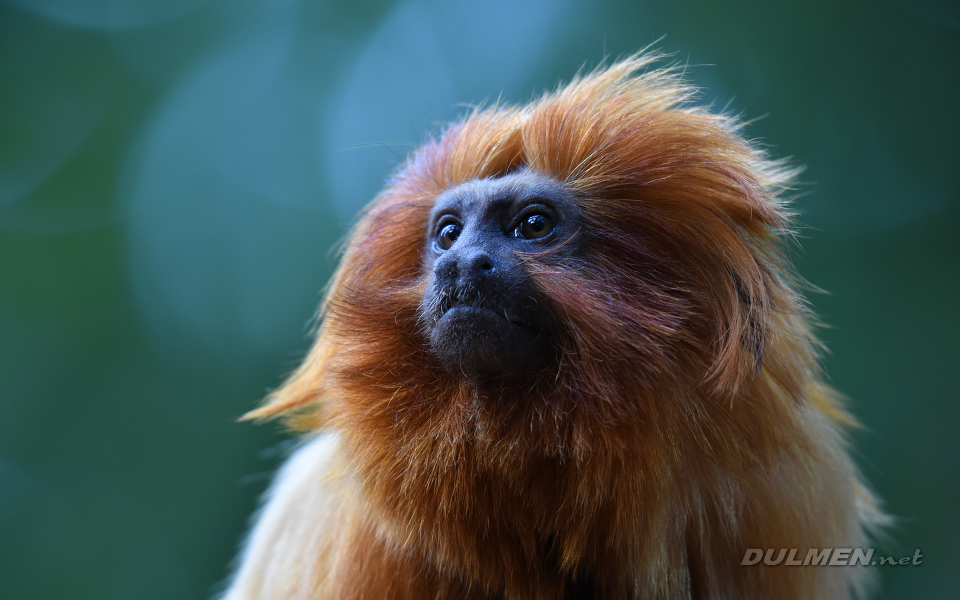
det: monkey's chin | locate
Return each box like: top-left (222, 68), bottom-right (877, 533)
top-left (429, 306), bottom-right (546, 377)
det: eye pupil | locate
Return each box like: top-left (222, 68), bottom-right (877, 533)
top-left (438, 223), bottom-right (461, 250)
top-left (517, 213), bottom-right (553, 239)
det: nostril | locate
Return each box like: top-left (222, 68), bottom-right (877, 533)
top-left (467, 251), bottom-right (495, 273)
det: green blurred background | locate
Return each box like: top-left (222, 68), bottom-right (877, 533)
top-left (0, 0), bottom-right (956, 598)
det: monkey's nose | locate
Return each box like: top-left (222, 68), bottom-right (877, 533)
top-left (434, 249), bottom-right (497, 286)
top-left (464, 251), bottom-right (495, 275)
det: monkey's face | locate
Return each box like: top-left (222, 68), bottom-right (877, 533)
top-left (420, 170), bottom-right (581, 378)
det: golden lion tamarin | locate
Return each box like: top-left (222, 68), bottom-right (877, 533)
top-left (222, 54), bottom-right (884, 599)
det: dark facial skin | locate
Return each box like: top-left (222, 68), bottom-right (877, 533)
top-left (421, 170), bottom-right (581, 379)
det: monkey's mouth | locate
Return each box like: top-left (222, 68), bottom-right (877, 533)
top-left (425, 285), bottom-right (549, 376)
top-left (435, 290), bottom-right (532, 331)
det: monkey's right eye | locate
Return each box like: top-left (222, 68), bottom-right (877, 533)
top-left (437, 223), bottom-right (462, 250)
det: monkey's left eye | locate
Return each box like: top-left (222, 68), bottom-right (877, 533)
top-left (514, 213), bottom-right (554, 240)
top-left (437, 223), bottom-right (462, 250)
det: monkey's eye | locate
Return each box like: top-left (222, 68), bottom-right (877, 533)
top-left (514, 213), bottom-right (554, 240)
top-left (437, 223), bottom-right (462, 250)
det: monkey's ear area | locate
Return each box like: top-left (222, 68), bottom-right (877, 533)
top-left (686, 154), bottom-right (800, 396)
top-left (710, 266), bottom-right (771, 389)
top-left (237, 190), bottom-right (432, 428)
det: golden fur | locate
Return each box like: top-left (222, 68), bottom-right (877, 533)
top-left (223, 54), bottom-right (884, 599)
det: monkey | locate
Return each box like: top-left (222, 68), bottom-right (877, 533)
top-left (221, 53), bottom-right (885, 600)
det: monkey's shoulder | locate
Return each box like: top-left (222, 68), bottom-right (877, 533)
top-left (222, 433), bottom-right (346, 600)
